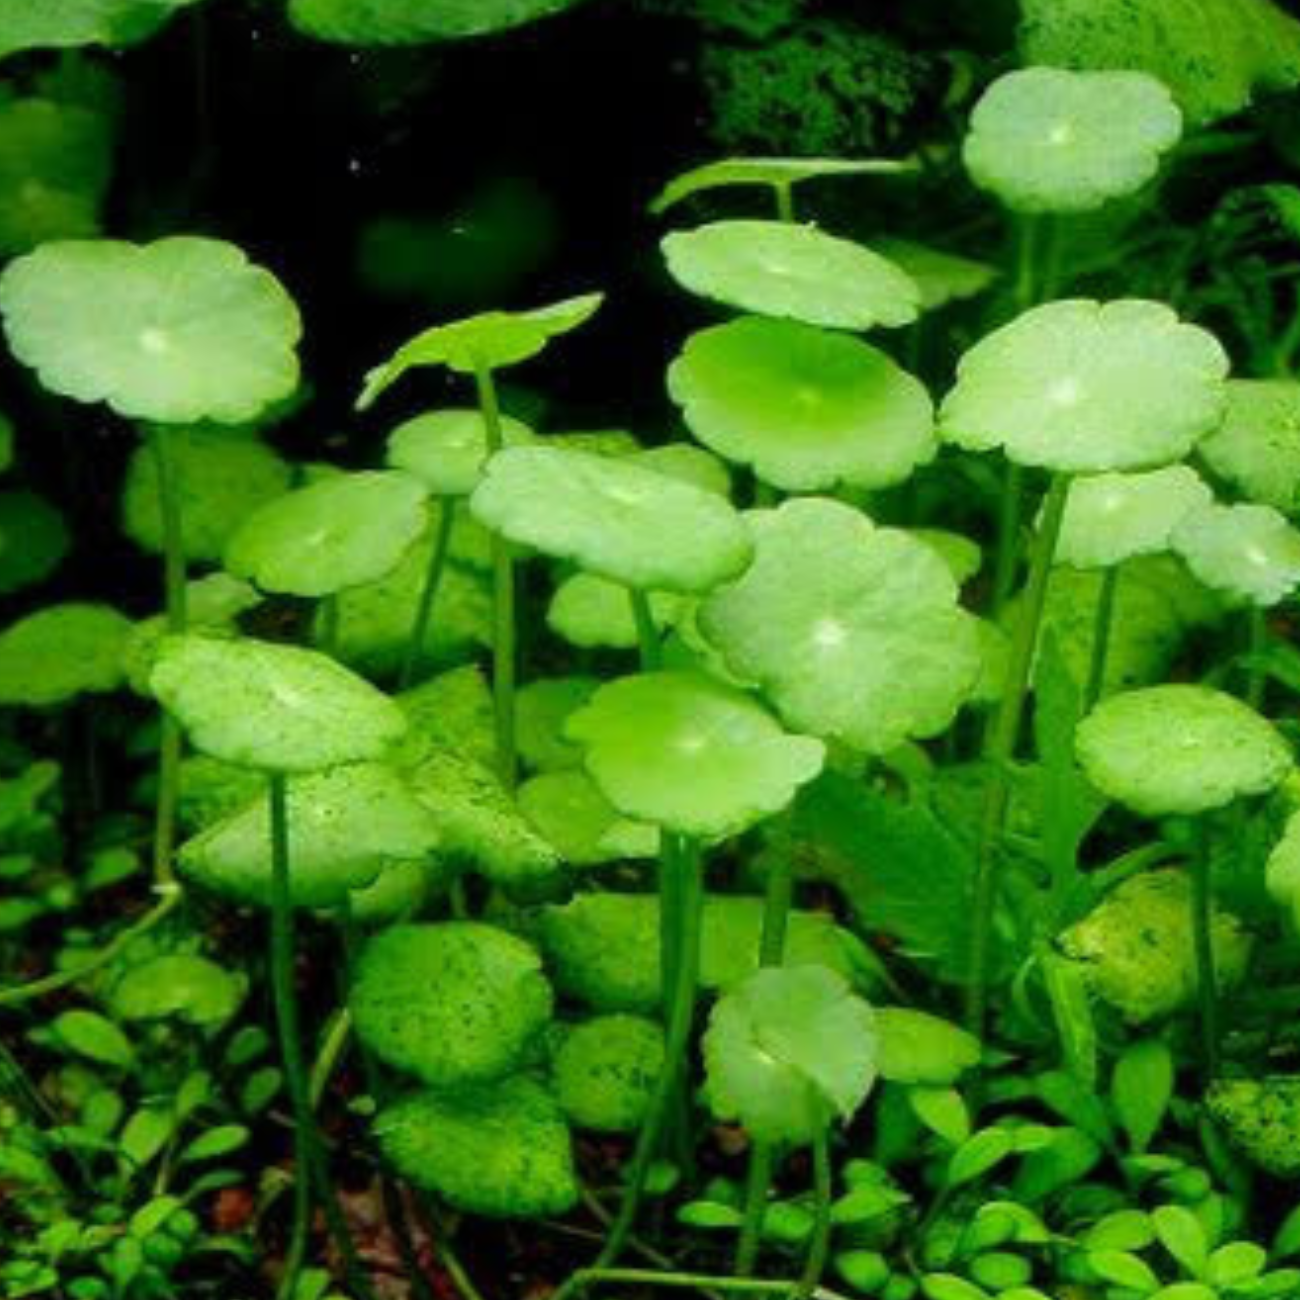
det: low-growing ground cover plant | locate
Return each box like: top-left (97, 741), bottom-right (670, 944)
top-left (10, 3), bottom-right (1300, 1300)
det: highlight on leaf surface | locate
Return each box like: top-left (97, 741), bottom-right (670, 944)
top-left (149, 634), bottom-right (407, 773)
top-left (566, 670), bottom-right (825, 837)
top-left (358, 293), bottom-right (602, 407)
top-left (704, 965), bottom-right (877, 1145)
top-left (375, 1076), bottom-right (578, 1218)
top-left (1053, 466), bottom-right (1213, 570)
top-left (964, 67), bottom-right (1182, 214)
top-left (0, 602), bottom-right (131, 707)
top-left (552, 1014), bottom-right (664, 1132)
top-left (662, 220), bottom-right (920, 331)
top-left (0, 237), bottom-right (302, 425)
top-left (1198, 380), bottom-right (1300, 513)
top-left (470, 445), bottom-right (752, 593)
top-left (1171, 501), bottom-right (1300, 607)
top-left (224, 469), bottom-right (429, 598)
top-left (668, 316), bottom-right (935, 492)
top-left (350, 922), bottom-right (553, 1088)
top-left (385, 408), bottom-right (536, 496)
top-left (700, 499), bottom-right (981, 754)
top-left (290, 0), bottom-right (587, 44)
top-left (938, 299), bottom-right (1229, 473)
top-left (178, 762), bottom-right (443, 909)
top-left (1075, 684), bottom-right (1292, 817)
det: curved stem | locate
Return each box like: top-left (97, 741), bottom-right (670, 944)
top-left (1190, 820), bottom-right (1221, 1082)
top-left (475, 365), bottom-right (517, 790)
top-left (629, 588), bottom-right (662, 671)
top-left (1083, 567), bottom-right (1119, 712)
top-left (796, 1127), bottom-right (833, 1299)
top-left (595, 836), bottom-right (704, 1270)
top-left (965, 473), bottom-right (1071, 1038)
top-left (400, 499), bottom-right (457, 690)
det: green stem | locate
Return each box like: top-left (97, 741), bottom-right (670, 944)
top-left (629, 588), bottom-right (663, 671)
top-left (1190, 820), bottom-right (1221, 1081)
top-left (475, 365), bottom-right (517, 790)
top-left (990, 464), bottom-right (1024, 620)
top-left (551, 1268), bottom-right (846, 1300)
top-left (401, 499), bottom-right (457, 690)
top-left (773, 182), bottom-right (796, 224)
top-left (1083, 567), bottom-right (1120, 712)
top-left (309, 1007), bottom-right (352, 1111)
top-left (965, 474), bottom-right (1071, 1038)
top-left (796, 1128), bottom-right (833, 1300)
top-left (1245, 605), bottom-right (1268, 710)
top-left (317, 593), bottom-right (340, 656)
top-left (595, 836), bottom-right (704, 1270)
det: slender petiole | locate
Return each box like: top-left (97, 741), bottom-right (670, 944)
top-left (1083, 567), bottom-right (1120, 712)
top-left (400, 498), bottom-right (457, 689)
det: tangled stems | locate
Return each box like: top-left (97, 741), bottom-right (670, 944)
top-left (399, 499), bottom-right (457, 690)
top-left (475, 364), bottom-right (518, 790)
top-left (965, 473), bottom-right (1072, 1038)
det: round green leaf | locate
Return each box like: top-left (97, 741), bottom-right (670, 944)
top-left (649, 156), bottom-right (909, 215)
top-left (0, 602), bottom-right (130, 706)
top-left (358, 293), bottom-right (602, 407)
top-left (150, 634), bottom-right (407, 772)
top-left (874, 1008), bottom-right (981, 1086)
top-left (385, 408), bottom-right (535, 496)
top-left (869, 239), bottom-right (997, 310)
top-left (290, 0), bottom-right (586, 43)
top-left (515, 676), bottom-right (598, 773)
top-left (669, 316), bottom-right (935, 491)
top-left (567, 670), bottom-right (825, 836)
top-left (700, 499), bottom-right (981, 753)
top-left (375, 1076), bottom-right (577, 1218)
top-left (0, 237), bottom-right (302, 424)
top-left (662, 220), bottom-right (920, 331)
top-left (939, 299), bottom-right (1229, 472)
top-left (548, 572), bottom-right (683, 650)
top-left (0, 489), bottom-right (68, 593)
top-left (704, 965), bottom-right (877, 1144)
top-left (1198, 379), bottom-right (1300, 513)
top-left (225, 470), bottom-right (428, 598)
top-left (518, 769), bottom-right (660, 867)
top-left (1171, 501), bottom-right (1300, 607)
top-left (351, 922), bottom-right (553, 1087)
top-left (1054, 465), bottom-right (1213, 569)
top-left (964, 67), bottom-right (1182, 214)
top-left (470, 445), bottom-right (752, 593)
top-left (1076, 684), bottom-right (1291, 816)
top-left (0, 1), bottom-right (199, 58)
top-left (553, 1014), bottom-right (664, 1133)
top-left (110, 954), bottom-right (246, 1026)
top-left (629, 443), bottom-right (733, 498)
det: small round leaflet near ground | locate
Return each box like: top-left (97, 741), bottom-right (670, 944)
top-left (0, 602), bottom-right (131, 707)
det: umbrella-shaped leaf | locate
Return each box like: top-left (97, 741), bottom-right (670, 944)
top-left (1198, 380), bottom-right (1300, 513)
top-left (874, 1008), bottom-right (981, 1086)
top-left (1053, 466), bottom-right (1213, 569)
top-left (553, 1015), bottom-right (664, 1133)
top-left (630, 443), bottom-right (733, 498)
top-left (150, 634), bottom-right (407, 772)
top-left (225, 470), bottom-right (428, 598)
top-left (868, 240), bottom-right (998, 311)
top-left (122, 428), bottom-right (292, 563)
top-left (290, 0), bottom-right (587, 43)
top-left (0, 602), bottom-right (130, 706)
top-left (351, 922), bottom-right (553, 1087)
top-left (668, 317), bottom-right (935, 492)
top-left (649, 156), bottom-right (909, 215)
top-left (662, 220), bottom-right (920, 331)
top-left (567, 670), bottom-right (824, 837)
top-left (1171, 501), bottom-right (1300, 607)
top-left (0, 237), bottom-right (301, 425)
top-left (1075, 685), bottom-right (1291, 817)
top-left (700, 499), bottom-right (981, 754)
top-left (358, 293), bottom-right (602, 408)
top-left (385, 408), bottom-right (535, 496)
top-left (938, 299), bottom-right (1229, 473)
top-left (0, 489), bottom-right (68, 593)
top-left (0, 0), bottom-right (198, 59)
top-left (548, 572), bottom-right (683, 651)
top-left (964, 68), bottom-right (1182, 214)
top-left (178, 762), bottom-right (442, 909)
top-left (375, 1076), bottom-right (577, 1218)
top-left (470, 446), bottom-right (752, 593)
top-left (518, 769), bottom-right (660, 867)
top-left (704, 965), bottom-right (877, 1145)
top-left (516, 676), bottom-right (598, 773)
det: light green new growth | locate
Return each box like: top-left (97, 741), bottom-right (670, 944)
top-left (873, 1008), bottom-right (982, 1086)
top-left (386, 408), bottom-right (536, 496)
top-left (1171, 501), bottom-right (1300, 607)
top-left (649, 156), bottom-right (909, 215)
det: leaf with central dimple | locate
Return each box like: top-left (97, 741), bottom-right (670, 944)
top-left (1076, 684), bottom-right (1292, 817)
top-left (964, 68), bottom-right (1182, 214)
top-left (179, 762), bottom-right (443, 909)
top-left (385, 408), bottom-right (536, 496)
top-left (704, 965), bottom-right (878, 1145)
top-left (150, 635), bottom-right (407, 773)
top-left (358, 293), bottom-right (602, 407)
top-left (470, 446), bottom-right (752, 593)
top-left (700, 499), bottom-right (981, 754)
top-left (669, 316), bottom-right (935, 492)
top-left (566, 670), bottom-right (824, 837)
top-left (1171, 501), bottom-right (1300, 607)
top-left (649, 156), bottom-right (911, 215)
top-left (663, 221), bottom-right (920, 331)
top-left (225, 470), bottom-right (428, 598)
top-left (0, 237), bottom-right (302, 425)
top-left (938, 299), bottom-right (1229, 473)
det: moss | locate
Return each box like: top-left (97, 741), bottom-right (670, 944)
top-left (1206, 1077), bottom-right (1300, 1176)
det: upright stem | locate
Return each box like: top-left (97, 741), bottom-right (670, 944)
top-left (1190, 819), bottom-right (1221, 1081)
top-left (1083, 567), bottom-right (1120, 712)
top-left (317, 594), bottom-right (340, 656)
top-left (965, 474), bottom-right (1071, 1037)
top-left (629, 588), bottom-right (662, 671)
top-left (475, 365), bottom-right (517, 790)
top-left (150, 428), bottom-right (188, 887)
top-left (595, 836), bottom-right (704, 1269)
top-left (990, 464), bottom-right (1024, 620)
top-left (773, 182), bottom-right (796, 224)
top-left (796, 1128), bottom-right (833, 1300)
top-left (269, 774), bottom-right (312, 1300)
top-left (400, 499), bottom-right (457, 690)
